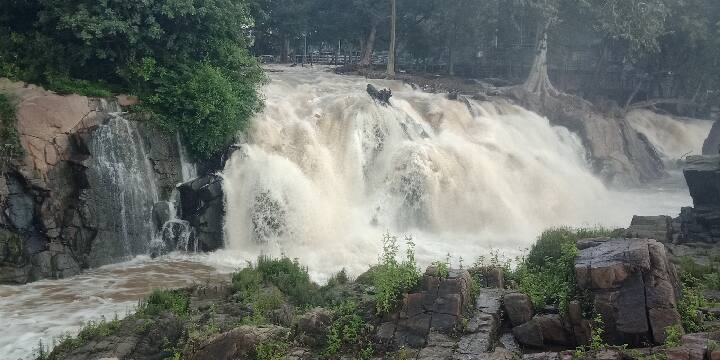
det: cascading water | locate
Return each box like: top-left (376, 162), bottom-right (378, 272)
top-left (221, 67), bottom-right (691, 277)
top-left (177, 132), bottom-right (198, 182)
top-left (84, 110), bottom-right (161, 266)
top-left (627, 109), bottom-right (713, 161)
top-left (149, 133), bottom-right (198, 255)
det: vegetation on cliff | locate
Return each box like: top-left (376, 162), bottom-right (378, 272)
top-left (0, 0), bottom-right (264, 159)
top-left (0, 93), bottom-right (23, 168)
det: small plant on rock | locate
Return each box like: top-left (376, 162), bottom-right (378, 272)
top-left (374, 233), bottom-right (421, 314)
top-left (663, 324), bottom-right (683, 348)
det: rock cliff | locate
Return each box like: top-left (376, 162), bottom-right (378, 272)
top-left (0, 78), bottom-right (191, 283)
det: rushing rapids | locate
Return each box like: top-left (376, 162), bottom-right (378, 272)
top-left (0, 67), bottom-right (706, 359)
top-left (222, 66), bottom-right (695, 276)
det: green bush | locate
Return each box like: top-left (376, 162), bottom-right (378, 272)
top-left (255, 339), bottom-right (289, 360)
top-left (44, 74), bottom-right (114, 97)
top-left (255, 255), bottom-right (320, 306)
top-left (513, 227), bottom-right (615, 312)
top-left (0, 0), bottom-right (264, 159)
top-left (677, 272), bottom-right (710, 333)
top-left (0, 93), bottom-right (23, 166)
top-left (374, 234), bottom-right (421, 314)
top-left (322, 301), bottom-right (371, 359)
top-left (138, 289), bottom-right (190, 317)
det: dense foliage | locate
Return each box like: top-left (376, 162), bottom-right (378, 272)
top-left (0, 0), bottom-right (264, 159)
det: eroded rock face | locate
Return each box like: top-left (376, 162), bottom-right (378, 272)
top-left (0, 78), bottom-right (189, 283)
top-left (575, 238), bottom-right (682, 346)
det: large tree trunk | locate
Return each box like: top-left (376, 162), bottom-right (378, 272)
top-left (523, 22), bottom-right (558, 97)
top-left (360, 21), bottom-right (377, 67)
top-left (281, 35), bottom-right (290, 63)
top-left (387, 0), bottom-right (397, 78)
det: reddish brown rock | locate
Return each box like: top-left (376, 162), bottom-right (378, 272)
top-left (575, 238), bottom-right (682, 346)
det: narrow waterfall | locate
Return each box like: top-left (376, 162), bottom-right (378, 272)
top-left (221, 68), bottom-right (621, 275)
top-left (84, 110), bottom-right (161, 266)
top-left (627, 109), bottom-right (713, 161)
top-left (177, 132), bottom-right (198, 182)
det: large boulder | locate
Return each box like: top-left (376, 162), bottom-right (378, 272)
top-left (186, 325), bottom-right (289, 360)
top-left (575, 238), bottom-right (682, 346)
top-left (512, 314), bottom-right (575, 348)
top-left (503, 292), bottom-right (533, 327)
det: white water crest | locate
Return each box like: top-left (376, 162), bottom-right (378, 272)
top-left (627, 109), bottom-right (713, 161)
top-left (222, 66), bottom-right (693, 277)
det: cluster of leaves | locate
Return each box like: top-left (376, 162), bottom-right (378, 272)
top-left (0, 0), bottom-right (264, 159)
top-left (513, 227), bottom-right (619, 313)
top-left (431, 254), bottom-right (451, 278)
top-left (0, 93), bottom-right (23, 168)
top-left (137, 289), bottom-right (190, 318)
top-left (322, 301), bottom-right (372, 359)
top-left (36, 316), bottom-right (122, 360)
top-left (373, 233), bottom-right (421, 315)
top-left (677, 271), bottom-right (713, 333)
top-left (255, 338), bottom-right (290, 360)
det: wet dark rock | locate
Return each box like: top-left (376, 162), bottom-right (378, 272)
top-left (178, 174), bottom-right (224, 251)
top-left (367, 84), bottom-right (392, 105)
top-left (703, 120), bottom-right (720, 155)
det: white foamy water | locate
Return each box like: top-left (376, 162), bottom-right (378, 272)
top-left (0, 66), bottom-right (705, 359)
top-left (222, 66), bottom-right (696, 277)
top-left (627, 109), bottom-right (713, 160)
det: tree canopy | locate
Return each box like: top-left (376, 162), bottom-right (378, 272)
top-left (0, 0), bottom-right (265, 159)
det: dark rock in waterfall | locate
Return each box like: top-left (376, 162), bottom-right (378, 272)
top-left (575, 238), bottom-right (682, 346)
top-left (178, 175), bottom-right (225, 251)
top-left (702, 119), bottom-right (720, 155)
top-left (367, 84), bottom-right (392, 105)
top-left (684, 156), bottom-right (720, 208)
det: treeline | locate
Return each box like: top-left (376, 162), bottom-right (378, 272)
top-left (0, 0), bottom-right (265, 159)
top-left (251, 0), bottom-right (720, 110)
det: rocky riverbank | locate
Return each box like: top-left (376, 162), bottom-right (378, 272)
top-left (37, 155), bottom-right (720, 360)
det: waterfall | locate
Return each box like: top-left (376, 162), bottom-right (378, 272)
top-left (627, 109), bottom-right (713, 161)
top-left (221, 68), bottom-right (617, 275)
top-left (177, 132), bottom-right (198, 182)
top-left (84, 110), bottom-right (161, 266)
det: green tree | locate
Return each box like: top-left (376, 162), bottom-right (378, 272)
top-left (0, 0), bottom-right (264, 159)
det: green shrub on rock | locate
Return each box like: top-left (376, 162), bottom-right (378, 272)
top-left (374, 233), bottom-right (421, 314)
top-left (138, 289), bottom-right (190, 317)
top-left (514, 227), bottom-right (617, 313)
